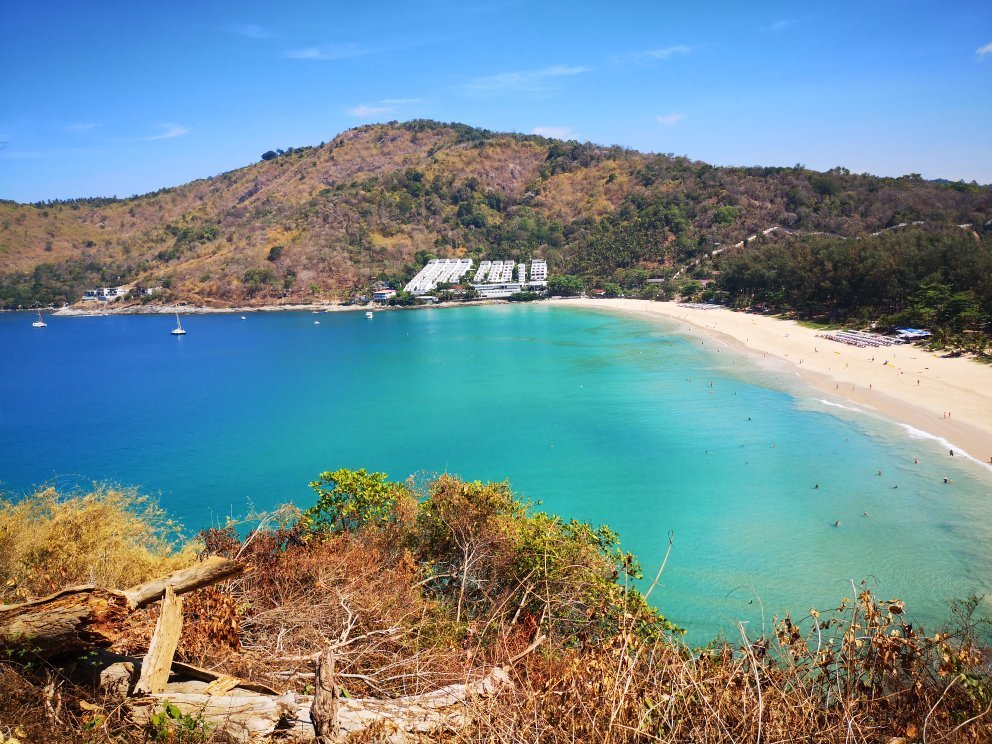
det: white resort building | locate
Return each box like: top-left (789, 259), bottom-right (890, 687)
top-left (404, 258), bottom-right (548, 299)
top-left (81, 286), bottom-right (129, 302)
top-left (403, 259), bottom-right (474, 295)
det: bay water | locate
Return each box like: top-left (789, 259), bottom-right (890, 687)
top-left (2, 304), bottom-right (990, 643)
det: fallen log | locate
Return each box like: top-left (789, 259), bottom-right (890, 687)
top-left (126, 692), bottom-right (291, 743)
top-left (0, 556), bottom-right (241, 658)
top-left (125, 667), bottom-right (513, 743)
top-left (122, 556), bottom-right (243, 609)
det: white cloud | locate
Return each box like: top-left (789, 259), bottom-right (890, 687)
top-left (639, 45), bottom-right (690, 60)
top-left (655, 113), bottom-right (685, 126)
top-left (286, 43), bottom-right (372, 60)
top-left (769, 19), bottom-right (797, 32)
top-left (348, 97), bottom-right (422, 117)
top-left (463, 65), bottom-right (590, 94)
top-left (532, 126), bottom-right (573, 139)
top-left (143, 124), bottom-right (190, 141)
top-left (65, 121), bottom-right (100, 132)
top-left (349, 104), bottom-right (394, 118)
top-left (230, 23), bottom-right (269, 39)
top-left (977, 42), bottom-right (992, 57)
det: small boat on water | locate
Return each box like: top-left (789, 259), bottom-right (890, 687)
top-left (240, 315), bottom-right (247, 320)
top-left (171, 313), bottom-right (186, 335)
top-left (366, 311), bottom-right (374, 319)
top-left (32, 310), bottom-right (47, 328)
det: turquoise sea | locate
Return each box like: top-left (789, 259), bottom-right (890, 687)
top-left (2, 304), bottom-right (990, 643)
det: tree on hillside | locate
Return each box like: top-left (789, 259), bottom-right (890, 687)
top-left (548, 275), bottom-right (585, 296)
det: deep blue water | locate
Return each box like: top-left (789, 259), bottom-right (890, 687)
top-left (2, 305), bottom-right (990, 642)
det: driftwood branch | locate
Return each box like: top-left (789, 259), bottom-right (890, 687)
top-left (122, 555), bottom-right (243, 609)
top-left (0, 557), bottom-right (241, 658)
top-left (133, 587), bottom-right (183, 695)
top-left (310, 648), bottom-right (338, 742)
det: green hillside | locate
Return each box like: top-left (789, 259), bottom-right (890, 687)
top-left (1, 120), bottom-right (990, 310)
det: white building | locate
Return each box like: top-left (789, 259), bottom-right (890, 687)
top-left (474, 282), bottom-right (524, 299)
top-left (405, 256), bottom-right (549, 299)
top-left (82, 286), bottom-right (129, 302)
top-left (404, 258), bottom-right (474, 295)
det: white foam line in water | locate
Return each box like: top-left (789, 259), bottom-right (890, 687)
top-left (812, 398), bottom-right (992, 474)
top-left (816, 398), bottom-right (866, 414)
top-left (898, 424), bottom-right (992, 473)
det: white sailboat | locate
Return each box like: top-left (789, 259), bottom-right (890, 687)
top-left (171, 313), bottom-right (186, 335)
top-left (32, 310), bottom-right (47, 328)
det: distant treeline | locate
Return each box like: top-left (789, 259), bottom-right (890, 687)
top-left (0, 259), bottom-right (129, 308)
top-left (715, 226), bottom-right (992, 337)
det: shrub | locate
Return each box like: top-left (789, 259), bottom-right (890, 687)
top-left (713, 205), bottom-right (740, 224)
top-left (302, 468), bottom-right (413, 535)
top-left (0, 486), bottom-right (196, 601)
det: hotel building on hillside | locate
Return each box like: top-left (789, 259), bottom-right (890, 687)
top-left (404, 258), bottom-right (548, 299)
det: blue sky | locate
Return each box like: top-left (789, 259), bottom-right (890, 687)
top-left (1, 0), bottom-right (990, 202)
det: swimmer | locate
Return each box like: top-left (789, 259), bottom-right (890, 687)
top-left (834, 520), bottom-right (841, 527)
top-left (863, 512), bottom-right (869, 517)
top-left (815, 483), bottom-right (819, 489)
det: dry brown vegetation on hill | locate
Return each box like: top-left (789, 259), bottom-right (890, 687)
top-left (1, 474), bottom-right (991, 742)
top-left (2, 121), bottom-right (990, 309)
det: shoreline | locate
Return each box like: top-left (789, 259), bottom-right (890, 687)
top-left (553, 298), bottom-right (992, 471)
top-left (47, 298), bottom-right (508, 317)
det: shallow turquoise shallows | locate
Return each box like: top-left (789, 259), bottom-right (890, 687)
top-left (2, 305), bottom-right (990, 643)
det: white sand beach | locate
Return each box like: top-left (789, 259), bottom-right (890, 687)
top-left (556, 298), bottom-right (992, 469)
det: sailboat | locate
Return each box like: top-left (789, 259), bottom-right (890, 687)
top-left (171, 313), bottom-right (186, 335)
top-left (32, 310), bottom-right (47, 328)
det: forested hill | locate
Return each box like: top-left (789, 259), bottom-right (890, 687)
top-left (1, 120), bottom-right (990, 308)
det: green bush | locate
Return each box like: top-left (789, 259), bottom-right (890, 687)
top-left (302, 468), bottom-right (411, 535)
top-left (299, 468), bottom-right (681, 641)
top-left (149, 702), bottom-right (212, 743)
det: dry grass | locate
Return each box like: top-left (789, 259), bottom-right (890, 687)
top-left (2, 481), bottom-right (992, 742)
top-left (0, 486), bottom-right (198, 602)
